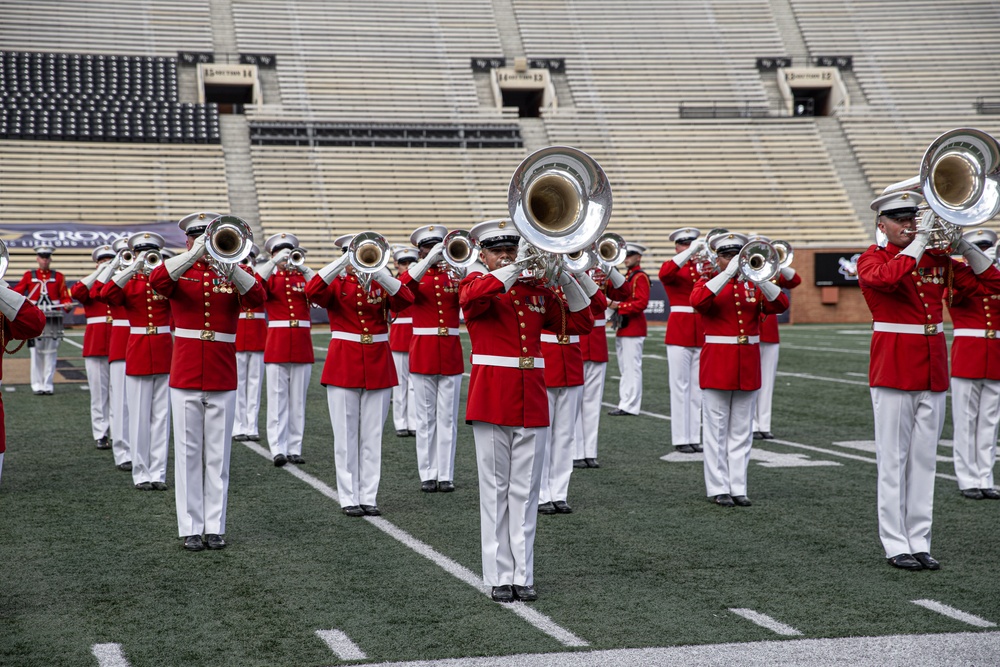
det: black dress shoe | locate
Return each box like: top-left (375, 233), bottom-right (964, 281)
top-left (95, 436), bottom-right (111, 450)
top-left (573, 459), bottom-right (587, 468)
top-left (151, 481), bottom-right (168, 491)
top-left (887, 553), bottom-right (923, 570)
top-left (342, 506), bottom-right (365, 517)
top-left (183, 535), bottom-right (205, 551)
top-left (537, 502), bottom-right (557, 515)
top-left (246, 434), bottom-right (260, 442)
top-left (437, 481), bottom-right (455, 492)
top-left (912, 552), bottom-right (940, 570)
top-left (33, 390), bottom-right (44, 395)
top-left (287, 454), bottom-right (305, 464)
top-left (712, 494), bottom-right (735, 507)
top-left (752, 431), bottom-right (764, 440)
top-left (761, 432), bottom-right (774, 440)
top-left (585, 458), bottom-right (600, 468)
top-left (553, 500), bottom-right (573, 514)
top-left (135, 481), bottom-right (153, 491)
top-left (732, 495), bottom-right (752, 507)
top-left (396, 429), bottom-right (408, 437)
top-left (607, 408), bottom-right (634, 416)
top-left (491, 585), bottom-right (515, 603)
top-left (690, 443), bottom-right (703, 452)
top-left (117, 461), bottom-right (132, 472)
top-left (360, 504), bottom-right (381, 516)
top-left (273, 454), bottom-right (287, 467)
top-left (421, 480), bottom-right (437, 493)
top-left (674, 444), bottom-right (696, 453)
top-left (513, 585), bottom-right (537, 601)
top-left (205, 534), bottom-right (227, 550)
top-left (961, 488), bottom-right (984, 499)
top-left (407, 430), bottom-right (416, 437)
top-left (981, 488), bottom-right (1000, 499)
top-left (232, 434), bottom-right (248, 442)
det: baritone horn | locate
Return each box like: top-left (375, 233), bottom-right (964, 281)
top-left (205, 215), bottom-right (254, 264)
top-left (737, 239), bottom-right (780, 283)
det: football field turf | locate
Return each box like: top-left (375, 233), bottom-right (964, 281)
top-left (2, 324), bottom-right (999, 666)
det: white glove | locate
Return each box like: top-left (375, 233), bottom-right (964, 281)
top-left (78, 265), bottom-right (105, 290)
top-left (779, 266), bottom-right (796, 280)
top-left (272, 248), bottom-right (292, 265)
top-left (559, 273), bottom-right (590, 312)
top-left (672, 239), bottom-right (705, 267)
top-left (298, 264), bottom-right (316, 281)
top-left (165, 235), bottom-right (207, 281)
top-left (112, 257), bottom-right (142, 287)
top-left (899, 212), bottom-right (933, 262)
top-left (572, 269), bottom-right (600, 298)
top-left (372, 267), bottom-right (402, 295)
top-left (229, 264), bottom-right (257, 294)
top-left (956, 237), bottom-right (994, 274)
top-left (0, 284), bottom-right (27, 320)
top-left (318, 253), bottom-right (351, 284)
top-left (606, 267), bottom-right (626, 289)
top-left (705, 258), bottom-right (740, 294)
top-left (96, 256), bottom-right (120, 284)
top-left (757, 278), bottom-right (782, 302)
top-left (255, 257), bottom-right (278, 281)
top-left (407, 242), bottom-right (444, 282)
top-left (491, 263), bottom-right (523, 291)
top-left (515, 238), bottom-right (533, 265)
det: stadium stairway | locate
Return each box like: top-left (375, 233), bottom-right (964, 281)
top-left (815, 116), bottom-right (874, 228)
top-left (219, 114), bottom-right (262, 233)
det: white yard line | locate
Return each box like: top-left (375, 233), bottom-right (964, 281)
top-left (91, 643), bottom-right (131, 667)
top-left (772, 439), bottom-right (959, 482)
top-left (241, 441), bottom-right (589, 648)
top-left (62, 337), bottom-right (84, 349)
top-left (601, 401), bottom-right (669, 421)
top-left (316, 629), bottom-right (368, 660)
top-left (775, 371), bottom-right (869, 386)
top-left (728, 608), bottom-right (803, 636)
top-left (781, 344), bottom-right (870, 355)
top-left (911, 600), bottom-right (997, 628)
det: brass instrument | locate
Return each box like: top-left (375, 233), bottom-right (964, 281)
top-left (694, 227), bottom-right (729, 275)
top-left (595, 232), bottom-right (627, 267)
top-left (140, 250), bottom-right (162, 273)
top-left (737, 239), bottom-right (780, 283)
top-left (205, 215), bottom-right (254, 265)
top-left (442, 229), bottom-right (478, 269)
top-left (0, 239), bottom-right (8, 280)
top-left (118, 248), bottom-right (135, 269)
top-left (288, 247), bottom-right (307, 268)
top-left (772, 240), bottom-right (793, 269)
top-left (348, 231), bottom-right (391, 291)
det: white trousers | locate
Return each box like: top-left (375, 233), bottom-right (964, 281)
top-left (472, 421), bottom-right (545, 587)
top-left (30, 337), bottom-right (60, 392)
top-left (702, 388), bottom-right (756, 497)
top-left (575, 361), bottom-right (607, 459)
top-left (950, 377), bottom-right (1000, 490)
top-left (126, 374), bottom-right (171, 485)
top-left (753, 342), bottom-right (779, 433)
top-left (172, 388), bottom-right (235, 537)
top-left (234, 351), bottom-right (264, 438)
top-left (541, 385), bottom-right (582, 504)
top-left (870, 387), bottom-right (944, 558)
top-left (391, 350), bottom-right (416, 432)
top-left (412, 373), bottom-right (462, 482)
top-left (615, 336), bottom-right (645, 414)
top-left (108, 360), bottom-right (131, 466)
top-left (326, 386), bottom-right (389, 507)
top-left (0, 452), bottom-right (3, 487)
top-left (265, 362), bottom-right (311, 458)
top-left (667, 345), bottom-right (702, 445)
top-left (84, 356), bottom-right (111, 441)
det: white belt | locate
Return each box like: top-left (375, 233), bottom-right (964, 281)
top-left (412, 327), bottom-right (460, 336)
top-left (174, 327), bottom-right (237, 343)
top-left (330, 331), bottom-right (388, 344)
top-left (393, 317), bottom-right (413, 325)
top-left (239, 312), bottom-right (264, 320)
top-left (472, 353), bottom-right (545, 369)
top-left (540, 334), bottom-right (580, 344)
top-left (86, 316), bottom-right (112, 325)
top-left (705, 335), bottom-right (760, 345)
top-left (129, 325), bottom-right (171, 335)
top-left (593, 319), bottom-right (606, 327)
top-left (670, 306), bottom-right (696, 313)
top-left (268, 319), bottom-right (311, 329)
top-left (872, 321), bottom-right (944, 336)
top-left (953, 328), bottom-right (1000, 339)
top-left (112, 319), bottom-right (130, 327)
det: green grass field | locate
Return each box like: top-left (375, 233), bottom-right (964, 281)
top-left (2, 324), bottom-right (999, 666)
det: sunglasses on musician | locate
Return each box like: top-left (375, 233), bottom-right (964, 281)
top-left (881, 208), bottom-right (919, 221)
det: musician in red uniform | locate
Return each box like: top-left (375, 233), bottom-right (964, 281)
top-left (948, 228), bottom-right (1000, 500)
top-left (399, 225), bottom-right (465, 493)
top-left (96, 239), bottom-right (133, 472)
top-left (573, 265), bottom-right (614, 468)
top-left (0, 279), bottom-right (46, 485)
top-left (102, 232), bottom-right (172, 491)
top-left (12, 245), bottom-right (73, 395)
top-left (389, 245), bottom-right (419, 438)
top-left (149, 212), bottom-right (266, 552)
top-left (255, 233), bottom-right (315, 466)
top-left (750, 235), bottom-right (802, 440)
top-left (306, 233), bottom-right (414, 517)
top-left (72, 244), bottom-right (116, 449)
top-left (233, 244), bottom-right (267, 443)
top-left (460, 218), bottom-right (594, 603)
top-left (859, 190), bottom-right (1000, 570)
top-left (690, 233), bottom-right (789, 507)
top-left (658, 228), bottom-right (706, 452)
top-left (607, 242), bottom-right (650, 416)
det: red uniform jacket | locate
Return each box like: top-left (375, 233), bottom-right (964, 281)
top-left (12, 269), bottom-right (72, 310)
top-left (948, 290), bottom-right (1000, 380)
top-left (0, 301), bottom-right (46, 453)
top-left (263, 269), bottom-right (315, 364)
top-left (759, 271), bottom-right (802, 344)
top-left (71, 280), bottom-right (112, 357)
top-left (580, 289), bottom-right (609, 363)
top-left (691, 277), bottom-right (789, 391)
top-left (659, 259), bottom-right (705, 347)
top-left (306, 273), bottom-right (415, 389)
top-left (94, 280), bottom-right (130, 364)
top-left (388, 306), bottom-right (413, 353)
top-left (460, 272), bottom-right (594, 428)
top-left (236, 264), bottom-right (267, 353)
top-left (149, 260), bottom-right (266, 391)
top-left (859, 244), bottom-right (1000, 392)
top-left (102, 275), bottom-right (173, 376)
top-left (400, 265), bottom-right (464, 376)
top-left (607, 265), bottom-right (650, 337)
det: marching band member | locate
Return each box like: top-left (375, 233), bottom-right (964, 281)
top-left (658, 228), bottom-right (706, 453)
top-left (607, 242), bottom-right (650, 416)
top-left (95, 238), bottom-right (133, 472)
top-left (306, 233), bottom-right (414, 517)
top-left (255, 233), bottom-right (315, 467)
top-left (573, 265), bottom-right (615, 468)
top-left (389, 245), bottom-right (418, 438)
top-left (0, 278), bottom-right (46, 486)
top-left (460, 219), bottom-right (594, 603)
top-left (399, 225), bottom-right (465, 493)
top-left (859, 190), bottom-right (1000, 570)
top-left (690, 233), bottom-right (789, 507)
top-left (72, 244), bottom-right (116, 449)
top-left (12, 244), bottom-right (72, 395)
top-left (149, 212), bottom-right (266, 551)
top-left (233, 244), bottom-right (266, 443)
top-left (102, 233), bottom-right (172, 491)
top-left (947, 227), bottom-right (1000, 500)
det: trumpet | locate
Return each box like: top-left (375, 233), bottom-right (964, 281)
top-left (119, 249), bottom-right (135, 269)
top-left (288, 247), bottom-right (307, 267)
top-left (141, 250), bottom-right (162, 272)
top-left (205, 215), bottom-right (254, 265)
top-left (348, 231), bottom-right (391, 291)
top-left (595, 232), bottom-right (627, 267)
top-left (0, 239), bottom-right (8, 281)
top-left (442, 229), bottom-right (478, 269)
top-left (737, 240), bottom-right (780, 283)
top-left (772, 240), bottom-right (793, 269)
top-left (693, 227), bottom-right (729, 275)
